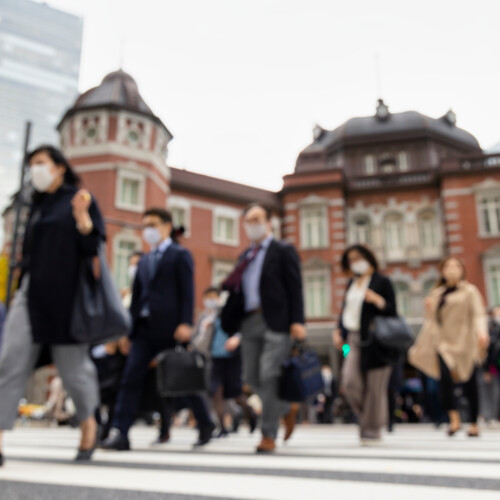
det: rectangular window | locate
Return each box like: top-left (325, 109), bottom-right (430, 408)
top-left (114, 238), bottom-right (139, 291)
top-left (480, 196), bottom-right (500, 236)
top-left (121, 178), bottom-right (140, 206)
top-left (213, 210), bottom-right (239, 246)
top-left (304, 272), bottom-right (330, 318)
top-left (116, 170), bottom-right (145, 212)
top-left (301, 206), bottom-right (328, 249)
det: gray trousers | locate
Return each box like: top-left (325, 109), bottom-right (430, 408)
top-left (341, 331), bottom-right (391, 439)
top-left (0, 278), bottom-right (99, 430)
top-left (240, 312), bottom-right (291, 440)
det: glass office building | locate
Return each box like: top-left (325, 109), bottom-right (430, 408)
top-left (0, 0), bottom-right (83, 213)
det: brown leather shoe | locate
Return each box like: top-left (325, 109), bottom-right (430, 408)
top-left (283, 403), bottom-right (299, 442)
top-left (256, 436), bottom-right (276, 453)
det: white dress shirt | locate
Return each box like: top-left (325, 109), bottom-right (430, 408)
top-left (342, 277), bottom-right (370, 332)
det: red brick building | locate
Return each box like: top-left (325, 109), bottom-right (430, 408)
top-left (3, 72), bottom-right (500, 369)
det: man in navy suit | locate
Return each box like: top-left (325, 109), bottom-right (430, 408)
top-left (221, 203), bottom-right (306, 453)
top-left (101, 208), bottom-right (214, 450)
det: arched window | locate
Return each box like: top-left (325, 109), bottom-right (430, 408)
top-left (384, 213), bottom-right (405, 259)
top-left (352, 216), bottom-right (372, 245)
top-left (423, 279), bottom-right (437, 297)
top-left (394, 282), bottom-right (411, 318)
top-left (418, 211), bottom-right (439, 254)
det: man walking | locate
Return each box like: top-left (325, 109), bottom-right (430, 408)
top-left (101, 208), bottom-right (214, 450)
top-left (222, 203), bottom-right (306, 453)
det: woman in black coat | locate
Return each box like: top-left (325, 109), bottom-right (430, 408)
top-left (333, 244), bottom-right (398, 444)
top-left (0, 145), bottom-right (105, 465)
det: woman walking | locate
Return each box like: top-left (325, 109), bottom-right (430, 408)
top-left (0, 145), bottom-right (105, 465)
top-left (333, 244), bottom-right (399, 444)
top-left (409, 257), bottom-right (489, 437)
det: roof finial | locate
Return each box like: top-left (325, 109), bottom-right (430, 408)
top-left (376, 98), bottom-right (390, 121)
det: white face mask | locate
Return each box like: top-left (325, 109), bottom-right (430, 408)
top-left (142, 227), bottom-right (162, 247)
top-left (350, 259), bottom-right (370, 276)
top-left (31, 163), bottom-right (56, 192)
top-left (245, 223), bottom-right (268, 242)
top-left (128, 265), bottom-right (138, 282)
top-left (204, 298), bottom-right (219, 310)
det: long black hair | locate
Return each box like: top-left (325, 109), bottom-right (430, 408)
top-left (27, 145), bottom-right (81, 187)
top-left (341, 244), bottom-right (379, 273)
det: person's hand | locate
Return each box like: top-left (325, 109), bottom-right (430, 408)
top-left (118, 336), bottom-right (131, 356)
top-left (332, 329), bottom-right (343, 351)
top-left (365, 289), bottom-right (385, 309)
top-left (71, 189), bottom-right (92, 216)
top-left (225, 336), bottom-right (241, 352)
top-left (174, 324), bottom-right (192, 343)
top-left (72, 189), bottom-right (93, 233)
top-left (483, 372), bottom-right (493, 383)
top-left (290, 323), bottom-right (307, 341)
top-left (478, 330), bottom-right (490, 350)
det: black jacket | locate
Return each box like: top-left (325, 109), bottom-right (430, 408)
top-left (21, 185), bottom-right (105, 344)
top-left (222, 239), bottom-right (305, 334)
top-left (339, 272), bottom-right (399, 371)
top-left (129, 242), bottom-right (194, 348)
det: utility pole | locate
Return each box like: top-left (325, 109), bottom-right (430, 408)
top-left (6, 121), bottom-right (31, 309)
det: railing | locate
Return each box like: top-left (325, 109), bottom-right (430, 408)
top-left (441, 153), bottom-right (500, 172)
top-left (348, 171), bottom-right (436, 191)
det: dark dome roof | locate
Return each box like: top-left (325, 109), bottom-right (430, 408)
top-left (302, 106), bottom-right (481, 155)
top-left (58, 69), bottom-right (173, 136)
top-left (73, 69), bottom-right (154, 115)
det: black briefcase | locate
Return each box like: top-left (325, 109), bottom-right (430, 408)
top-left (156, 346), bottom-right (207, 397)
top-left (279, 343), bottom-right (324, 403)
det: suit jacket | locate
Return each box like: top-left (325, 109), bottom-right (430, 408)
top-left (222, 239), bottom-right (305, 334)
top-left (130, 242), bottom-right (194, 347)
top-left (339, 272), bottom-right (399, 371)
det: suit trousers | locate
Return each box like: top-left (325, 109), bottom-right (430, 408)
top-left (0, 277), bottom-right (99, 429)
top-left (341, 331), bottom-right (391, 439)
top-left (240, 312), bottom-right (291, 440)
top-left (112, 324), bottom-right (212, 436)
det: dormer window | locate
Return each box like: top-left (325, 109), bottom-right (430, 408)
top-left (398, 151), bottom-right (410, 171)
top-left (364, 155), bottom-right (376, 175)
top-left (379, 153), bottom-right (396, 173)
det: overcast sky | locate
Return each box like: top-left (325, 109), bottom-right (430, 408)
top-left (40, 0), bottom-right (500, 192)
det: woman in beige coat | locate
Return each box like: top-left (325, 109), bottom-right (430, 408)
top-left (409, 257), bottom-right (489, 437)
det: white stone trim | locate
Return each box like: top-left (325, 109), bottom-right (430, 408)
top-left (442, 188), bottom-right (472, 197)
top-left (64, 142), bottom-right (169, 178)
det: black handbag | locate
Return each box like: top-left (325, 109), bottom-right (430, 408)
top-left (70, 243), bottom-right (132, 344)
top-left (370, 316), bottom-right (415, 352)
top-left (156, 346), bottom-right (207, 397)
top-left (279, 343), bottom-right (324, 402)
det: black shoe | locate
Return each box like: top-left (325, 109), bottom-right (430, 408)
top-left (151, 433), bottom-right (170, 445)
top-left (249, 413), bottom-right (258, 434)
top-left (75, 447), bottom-right (96, 462)
top-left (193, 423), bottom-right (215, 448)
top-left (0, 453), bottom-right (4, 467)
top-left (100, 430), bottom-right (130, 451)
top-left (231, 415), bottom-right (241, 433)
top-left (215, 428), bottom-right (229, 438)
